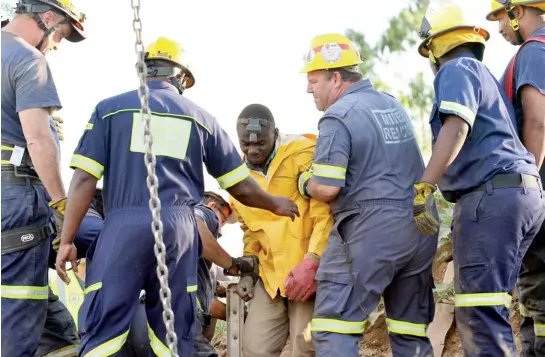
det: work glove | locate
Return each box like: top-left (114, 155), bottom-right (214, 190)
top-left (297, 170), bottom-right (313, 199)
top-left (49, 198), bottom-right (67, 248)
top-left (224, 255), bottom-right (258, 276)
top-left (235, 275), bottom-right (257, 302)
top-left (284, 253), bottom-right (320, 302)
top-left (413, 182), bottom-right (439, 236)
top-left (52, 116), bottom-right (64, 141)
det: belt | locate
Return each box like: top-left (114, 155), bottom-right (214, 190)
top-left (1, 142), bottom-right (33, 167)
top-left (1, 222), bottom-right (55, 255)
top-left (443, 173), bottom-right (542, 203)
top-left (1, 169), bottom-right (42, 186)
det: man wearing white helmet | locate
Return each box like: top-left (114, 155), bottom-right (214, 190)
top-left (487, 2), bottom-right (545, 354)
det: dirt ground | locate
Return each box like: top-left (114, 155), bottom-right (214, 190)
top-left (215, 239), bottom-right (522, 356)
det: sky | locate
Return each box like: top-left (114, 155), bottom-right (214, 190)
top-left (2, 0), bottom-right (518, 257)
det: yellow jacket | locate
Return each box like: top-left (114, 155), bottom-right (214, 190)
top-left (231, 133), bottom-right (333, 298)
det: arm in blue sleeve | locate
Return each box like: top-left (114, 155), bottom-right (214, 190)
top-left (69, 107), bottom-right (107, 179)
top-left (194, 206), bottom-right (219, 236)
top-left (203, 118), bottom-right (249, 190)
top-left (434, 60), bottom-right (482, 133)
top-left (311, 117), bottom-right (351, 188)
top-left (515, 43), bottom-right (545, 96)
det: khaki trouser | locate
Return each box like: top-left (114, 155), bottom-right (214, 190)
top-left (242, 280), bottom-right (315, 357)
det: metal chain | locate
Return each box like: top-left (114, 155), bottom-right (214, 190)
top-left (131, 0), bottom-right (179, 355)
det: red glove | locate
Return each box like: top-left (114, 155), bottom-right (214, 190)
top-left (284, 254), bottom-right (319, 302)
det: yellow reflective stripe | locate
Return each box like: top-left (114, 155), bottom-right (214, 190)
top-left (1, 145), bottom-right (14, 151)
top-left (455, 292), bottom-right (512, 308)
top-left (70, 154), bottom-right (104, 179)
top-left (312, 163), bottom-right (346, 180)
top-left (1, 160), bottom-right (11, 164)
top-left (187, 284), bottom-right (197, 293)
top-left (216, 163), bottom-right (250, 189)
top-left (439, 100), bottom-right (476, 124)
top-left (84, 282), bottom-right (102, 294)
top-left (84, 329), bottom-right (129, 357)
top-left (310, 318), bottom-right (365, 334)
top-left (519, 302), bottom-right (532, 317)
top-left (1, 285), bottom-right (48, 299)
top-left (386, 318), bottom-right (428, 337)
top-left (147, 323), bottom-right (170, 357)
top-left (101, 109), bottom-right (212, 134)
top-left (85, 123), bottom-right (94, 130)
top-left (43, 344), bottom-right (78, 357)
top-left (535, 324), bottom-right (545, 337)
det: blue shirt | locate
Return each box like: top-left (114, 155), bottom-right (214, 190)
top-left (1, 32), bottom-right (61, 147)
top-left (312, 79), bottom-right (426, 214)
top-left (70, 80), bottom-right (250, 214)
top-left (429, 52), bottom-right (538, 194)
top-left (499, 25), bottom-right (545, 183)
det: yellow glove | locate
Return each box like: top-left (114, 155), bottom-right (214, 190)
top-left (49, 198), bottom-right (67, 249)
top-left (52, 116), bottom-right (64, 141)
top-left (413, 182), bottom-right (439, 236)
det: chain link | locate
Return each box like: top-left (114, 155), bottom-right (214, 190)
top-left (131, 0), bottom-right (179, 355)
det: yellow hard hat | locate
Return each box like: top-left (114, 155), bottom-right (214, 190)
top-left (301, 33), bottom-right (362, 74)
top-left (418, 3), bottom-right (490, 61)
top-left (487, 0), bottom-right (545, 21)
top-left (145, 37), bottom-right (195, 89)
top-left (17, 0), bottom-right (86, 42)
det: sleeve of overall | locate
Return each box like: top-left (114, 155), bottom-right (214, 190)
top-left (15, 55), bottom-right (62, 112)
top-left (311, 116), bottom-right (351, 187)
top-left (69, 107), bottom-right (106, 179)
top-left (295, 147), bottom-right (333, 257)
top-left (434, 60), bottom-right (481, 132)
top-left (515, 43), bottom-right (545, 95)
top-left (194, 206), bottom-right (219, 235)
top-left (203, 118), bottom-right (250, 190)
top-left (230, 199), bottom-right (261, 256)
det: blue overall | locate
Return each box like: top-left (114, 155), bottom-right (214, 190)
top-left (430, 52), bottom-right (545, 357)
top-left (1, 31), bottom-right (63, 356)
top-left (194, 204), bottom-right (221, 357)
top-left (70, 80), bottom-right (249, 357)
top-left (310, 80), bottom-right (438, 357)
top-left (499, 25), bottom-right (545, 357)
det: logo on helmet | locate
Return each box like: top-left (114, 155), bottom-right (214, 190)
top-left (320, 43), bottom-right (342, 64)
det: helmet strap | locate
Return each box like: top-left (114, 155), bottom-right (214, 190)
top-left (506, 6), bottom-right (525, 44)
top-left (145, 61), bottom-right (187, 95)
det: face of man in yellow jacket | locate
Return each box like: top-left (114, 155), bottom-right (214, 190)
top-left (231, 104), bottom-right (333, 302)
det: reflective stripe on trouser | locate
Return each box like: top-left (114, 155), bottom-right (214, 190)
top-left (2, 181), bottom-right (53, 356)
top-left (77, 207), bottom-right (200, 357)
top-left (452, 186), bottom-right (545, 357)
top-left (36, 287), bottom-right (80, 357)
top-left (311, 201), bottom-right (437, 357)
top-left (518, 221), bottom-right (545, 357)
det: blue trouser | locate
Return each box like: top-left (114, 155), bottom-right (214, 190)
top-left (311, 200), bottom-right (438, 357)
top-left (77, 206), bottom-right (199, 357)
top-left (518, 221), bottom-right (545, 357)
top-left (1, 180), bottom-right (53, 357)
top-left (452, 184), bottom-right (545, 357)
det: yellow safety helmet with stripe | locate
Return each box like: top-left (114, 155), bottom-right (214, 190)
top-left (145, 37), bottom-right (195, 89)
top-left (487, 0), bottom-right (545, 21)
top-left (301, 33), bottom-right (362, 73)
top-left (418, 3), bottom-right (490, 63)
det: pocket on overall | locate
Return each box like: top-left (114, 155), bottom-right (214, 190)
top-left (182, 291), bottom-right (198, 339)
top-left (1, 185), bottom-right (34, 230)
top-left (78, 284), bottom-right (103, 336)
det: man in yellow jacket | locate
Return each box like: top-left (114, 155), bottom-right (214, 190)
top-left (230, 103), bottom-right (333, 357)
